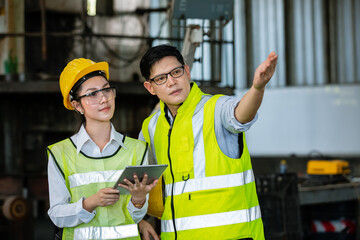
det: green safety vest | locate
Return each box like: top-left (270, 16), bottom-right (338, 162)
top-left (142, 83), bottom-right (264, 240)
top-left (47, 136), bottom-right (147, 240)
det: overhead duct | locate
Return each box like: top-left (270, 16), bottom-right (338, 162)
top-left (170, 0), bottom-right (233, 20)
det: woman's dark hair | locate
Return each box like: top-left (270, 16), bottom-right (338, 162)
top-left (139, 44), bottom-right (185, 80)
top-left (71, 83), bottom-right (86, 134)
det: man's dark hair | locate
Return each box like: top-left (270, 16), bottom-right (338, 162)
top-left (140, 44), bottom-right (185, 80)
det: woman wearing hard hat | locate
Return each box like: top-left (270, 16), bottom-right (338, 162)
top-left (46, 58), bottom-right (158, 240)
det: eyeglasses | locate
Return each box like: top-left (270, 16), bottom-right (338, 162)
top-left (148, 66), bottom-right (185, 85)
top-left (77, 87), bottom-right (116, 105)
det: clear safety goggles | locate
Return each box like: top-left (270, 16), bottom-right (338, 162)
top-left (77, 87), bottom-right (116, 105)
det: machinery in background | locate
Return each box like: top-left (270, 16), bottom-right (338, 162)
top-left (300, 160), bottom-right (356, 240)
top-left (181, 25), bottom-right (203, 71)
top-left (256, 173), bottom-right (303, 240)
top-left (302, 159), bottom-right (350, 187)
top-left (1, 195), bottom-right (29, 221)
top-left (307, 159), bottom-right (350, 175)
top-left (170, 0), bottom-right (234, 21)
top-left (169, 0), bottom-right (236, 86)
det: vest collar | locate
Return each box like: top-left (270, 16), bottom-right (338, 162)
top-left (160, 82), bottom-right (204, 120)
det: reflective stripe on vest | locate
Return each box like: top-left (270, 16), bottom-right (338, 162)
top-left (69, 170), bottom-right (123, 189)
top-left (192, 95), bottom-right (211, 179)
top-left (165, 169), bottom-right (254, 196)
top-left (74, 224), bottom-right (139, 239)
top-left (161, 205), bottom-right (261, 232)
top-left (145, 111), bottom-right (161, 164)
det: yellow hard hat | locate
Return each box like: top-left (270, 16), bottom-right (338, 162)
top-left (59, 58), bottom-right (109, 110)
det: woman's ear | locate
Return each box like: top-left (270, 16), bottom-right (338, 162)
top-left (71, 100), bottom-right (84, 114)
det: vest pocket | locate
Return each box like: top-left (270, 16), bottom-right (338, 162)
top-left (174, 135), bottom-right (193, 173)
top-left (188, 188), bottom-right (228, 201)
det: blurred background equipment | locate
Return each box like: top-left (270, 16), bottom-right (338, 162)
top-left (170, 0), bottom-right (234, 20)
top-left (303, 159), bottom-right (350, 186)
top-left (2, 195), bottom-right (29, 221)
top-left (256, 173), bottom-right (303, 240)
top-left (0, 0), bottom-right (359, 239)
top-left (307, 159), bottom-right (350, 176)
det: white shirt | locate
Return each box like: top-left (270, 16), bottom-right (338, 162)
top-left (47, 124), bottom-right (148, 228)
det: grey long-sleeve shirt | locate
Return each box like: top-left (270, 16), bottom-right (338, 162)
top-left (139, 95), bottom-right (258, 160)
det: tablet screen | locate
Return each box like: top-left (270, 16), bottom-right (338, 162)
top-left (113, 164), bottom-right (168, 194)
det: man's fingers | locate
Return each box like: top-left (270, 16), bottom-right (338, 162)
top-left (142, 173), bottom-right (149, 184)
top-left (269, 55), bottom-right (278, 67)
top-left (133, 174), bottom-right (141, 186)
top-left (149, 179), bottom-right (159, 188)
top-left (123, 178), bottom-right (135, 187)
top-left (150, 231), bottom-right (160, 240)
top-left (141, 233), bottom-right (150, 240)
top-left (118, 183), bottom-right (130, 190)
top-left (149, 229), bottom-right (160, 240)
top-left (268, 51), bottom-right (277, 59)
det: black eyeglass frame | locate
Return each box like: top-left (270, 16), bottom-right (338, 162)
top-left (148, 65), bottom-right (185, 85)
top-left (75, 86), bottom-right (116, 101)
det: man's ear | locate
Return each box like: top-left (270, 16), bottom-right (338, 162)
top-left (184, 64), bottom-right (191, 80)
top-left (144, 81), bottom-right (156, 95)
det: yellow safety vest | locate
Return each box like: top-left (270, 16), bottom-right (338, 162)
top-left (142, 83), bottom-right (265, 240)
top-left (47, 136), bottom-right (147, 240)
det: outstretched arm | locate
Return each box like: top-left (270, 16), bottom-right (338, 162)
top-left (235, 52), bottom-right (278, 123)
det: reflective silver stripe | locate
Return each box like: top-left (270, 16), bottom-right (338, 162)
top-left (192, 95), bottom-right (211, 179)
top-left (165, 169), bottom-right (254, 196)
top-left (69, 170), bottom-right (123, 188)
top-left (161, 205), bottom-right (261, 232)
top-left (74, 224), bottom-right (139, 239)
top-left (148, 111), bottom-right (161, 164)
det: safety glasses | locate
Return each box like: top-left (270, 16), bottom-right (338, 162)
top-left (77, 87), bottom-right (116, 105)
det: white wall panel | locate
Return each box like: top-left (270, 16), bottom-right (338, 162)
top-left (234, 0), bottom-right (247, 89)
top-left (314, 0), bottom-right (326, 85)
top-left (340, 0), bottom-right (356, 83)
top-left (304, 0), bottom-right (315, 85)
top-left (356, 0), bottom-right (360, 84)
top-left (249, 0), bottom-right (285, 88)
top-left (241, 85), bottom-right (360, 157)
top-left (293, 0), bottom-right (305, 85)
top-left (275, 0), bottom-right (286, 87)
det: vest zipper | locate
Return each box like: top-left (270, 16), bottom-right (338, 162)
top-left (168, 123), bottom-right (178, 239)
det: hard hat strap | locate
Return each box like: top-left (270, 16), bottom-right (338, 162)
top-left (69, 70), bottom-right (107, 100)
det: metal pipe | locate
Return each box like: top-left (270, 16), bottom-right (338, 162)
top-left (134, 7), bottom-right (168, 15)
top-left (40, 0), bottom-right (47, 61)
top-left (218, 19), bottom-right (223, 84)
top-left (81, 0), bottom-right (87, 57)
top-left (0, 32), bottom-right (235, 44)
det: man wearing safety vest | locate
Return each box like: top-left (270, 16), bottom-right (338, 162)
top-left (138, 44), bottom-right (278, 240)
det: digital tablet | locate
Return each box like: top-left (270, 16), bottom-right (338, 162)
top-left (113, 164), bottom-right (168, 195)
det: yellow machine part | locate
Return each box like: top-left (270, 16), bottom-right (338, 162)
top-left (307, 159), bottom-right (350, 175)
